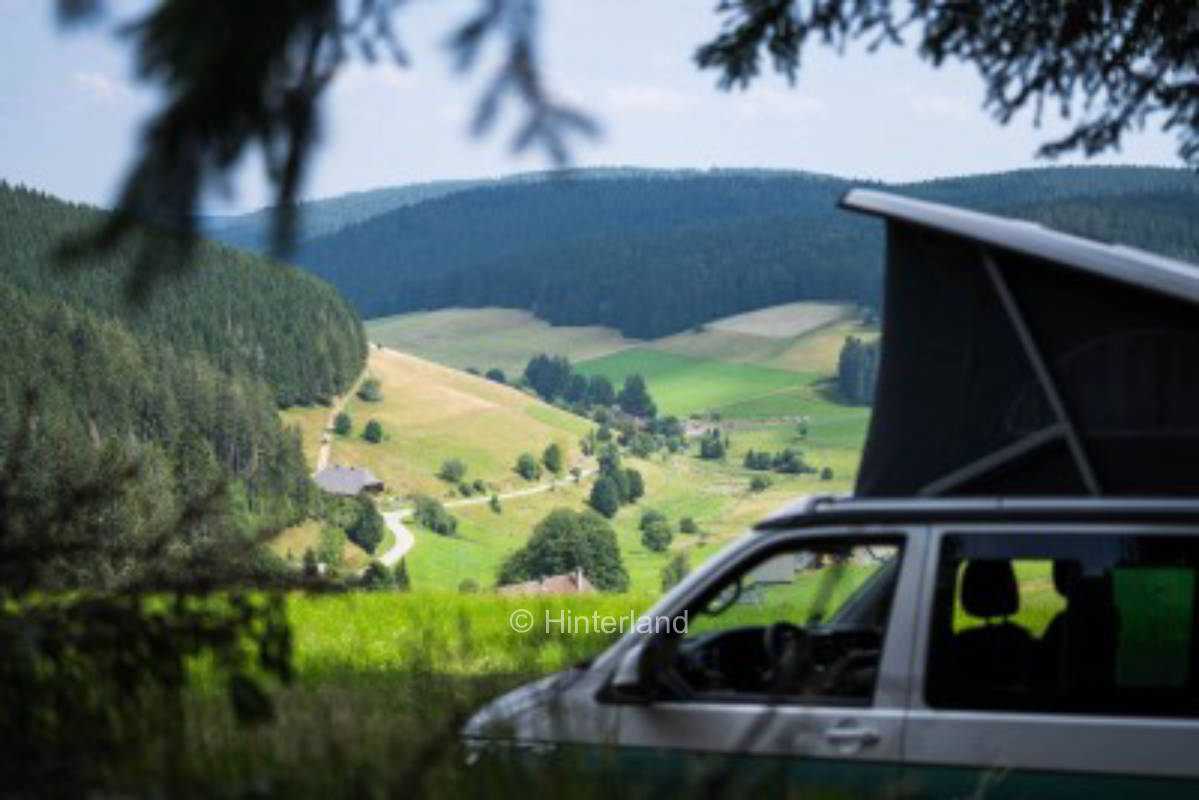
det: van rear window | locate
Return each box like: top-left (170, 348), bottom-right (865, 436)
top-left (926, 533), bottom-right (1199, 717)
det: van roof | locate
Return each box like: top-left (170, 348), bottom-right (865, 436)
top-left (756, 495), bottom-right (1199, 531)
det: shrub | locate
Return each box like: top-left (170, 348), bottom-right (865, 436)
top-left (624, 468), bottom-right (645, 502)
top-left (639, 508), bottom-right (667, 531)
top-left (438, 458), bottom-right (467, 483)
top-left (489, 494), bottom-right (502, 513)
top-left (394, 558), bottom-right (411, 591)
top-left (316, 524), bottom-right (345, 568)
top-left (472, 478), bottom-right (486, 493)
top-left (642, 519), bottom-right (673, 552)
top-left (363, 419), bottom-right (383, 443)
top-left (542, 442), bottom-right (563, 475)
top-left (515, 452), bottom-right (542, 481)
top-left (679, 517), bottom-right (698, 534)
top-left (361, 561), bottom-right (391, 590)
top-left (699, 430), bottom-right (726, 460)
top-left (458, 482), bottom-right (474, 497)
top-left (821, 466), bottom-right (834, 481)
top-left (596, 424), bottom-right (612, 442)
top-left (347, 496), bottom-right (385, 554)
top-left (357, 377), bottom-right (383, 402)
top-left (485, 368), bottom-right (506, 384)
top-left (749, 475), bottom-right (772, 493)
top-left (412, 494), bottom-right (458, 535)
top-left (661, 553), bottom-right (690, 591)
top-left (458, 578), bottom-right (479, 594)
top-left (333, 412), bottom-right (352, 436)
top-left (589, 476), bottom-right (620, 518)
top-left (302, 547), bottom-right (319, 578)
top-left (498, 509), bottom-right (629, 591)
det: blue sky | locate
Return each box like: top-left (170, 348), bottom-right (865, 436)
top-left (0, 0), bottom-right (1183, 213)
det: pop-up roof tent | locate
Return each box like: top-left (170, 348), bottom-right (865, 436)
top-left (840, 189), bottom-right (1199, 497)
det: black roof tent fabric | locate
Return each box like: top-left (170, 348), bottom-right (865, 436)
top-left (840, 189), bottom-right (1199, 498)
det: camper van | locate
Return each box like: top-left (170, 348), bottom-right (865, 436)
top-left (462, 192), bottom-right (1199, 798)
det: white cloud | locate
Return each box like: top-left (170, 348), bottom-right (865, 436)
top-left (890, 84), bottom-right (979, 124)
top-left (605, 85), bottom-right (696, 115)
top-left (727, 86), bottom-right (827, 121)
top-left (71, 70), bottom-right (132, 102)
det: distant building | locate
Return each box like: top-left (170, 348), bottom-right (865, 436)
top-left (314, 465), bottom-right (384, 496)
top-left (497, 568), bottom-right (595, 596)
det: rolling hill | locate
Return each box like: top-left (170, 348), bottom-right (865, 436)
top-left (0, 182), bottom-right (369, 585)
top-left (311, 344), bottom-right (863, 593)
top-left (218, 166), bottom-right (1199, 339)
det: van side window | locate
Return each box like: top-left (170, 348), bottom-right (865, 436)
top-left (666, 539), bottom-right (903, 704)
top-left (925, 533), bottom-right (1199, 717)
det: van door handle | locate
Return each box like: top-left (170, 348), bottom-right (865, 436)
top-left (823, 722), bottom-right (880, 750)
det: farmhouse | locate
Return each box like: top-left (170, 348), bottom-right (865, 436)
top-left (497, 568), bottom-right (595, 596)
top-left (314, 464), bottom-right (384, 496)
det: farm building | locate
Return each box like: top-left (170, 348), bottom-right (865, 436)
top-left (314, 465), bottom-right (384, 496)
top-left (497, 569), bottom-right (595, 596)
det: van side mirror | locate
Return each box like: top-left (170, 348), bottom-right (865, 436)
top-left (605, 639), bottom-right (668, 703)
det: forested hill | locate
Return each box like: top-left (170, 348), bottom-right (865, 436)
top-left (0, 183), bottom-right (367, 406)
top-left (0, 182), bottom-right (369, 585)
top-left (270, 166), bottom-right (1199, 338)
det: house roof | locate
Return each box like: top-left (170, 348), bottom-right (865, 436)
top-left (314, 465), bottom-right (383, 496)
top-left (496, 570), bottom-right (595, 595)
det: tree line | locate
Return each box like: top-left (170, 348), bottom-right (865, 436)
top-left (289, 166), bottom-right (1199, 339)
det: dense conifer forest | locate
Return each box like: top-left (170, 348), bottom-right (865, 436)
top-left (0, 183), bottom-right (368, 584)
top-left (223, 166), bottom-right (1199, 338)
top-left (0, 183), bottom-right (367, 407)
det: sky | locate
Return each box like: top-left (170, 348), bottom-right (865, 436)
top-left (0, 0), bottom-right (1184, 213)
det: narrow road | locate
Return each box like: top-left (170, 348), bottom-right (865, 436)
top-left (377, 510), bottom-right (415, 566)
top-left (441, 467), bottom-right (597, 510)
top-left (315, 368), bottom-right (368, 475)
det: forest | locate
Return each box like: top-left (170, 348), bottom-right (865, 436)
top-left (0, 183), bottom-right (367, 407)
top-left (0, 183), bottom-right (368, 585)
top-left (223, 166), bottom-right (1199, 339)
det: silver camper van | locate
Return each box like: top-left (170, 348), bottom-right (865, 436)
top-left (464, 192), bottom-right (1199, 798)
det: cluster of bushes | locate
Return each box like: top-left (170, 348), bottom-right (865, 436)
top-left (315, 493), bottom-right (387, 557)
top-left (333, 412), bottom-right (384, 443)
top-left (588, 445), bottom-right (645, 518)
top-left (498, 508), bottom-right (629, 591)
top-left (698, 429), bottom-right (728, 460)
top-left (357, 377), bottom-right (383, 402)
top-left (411, 494), bottom-right (458, 536)
top-left (639, 509), bottom-right (673, 552)
top-left (743, 448), bottom-right (813, 474)
top-left (515, 452), bottom-right (542, 481)
top-left (522, 354), bottom-right (658, 419)
top-left (359, 558), bottom-right (411, 591)
top-left (661, 553), bottom-right (690, 592)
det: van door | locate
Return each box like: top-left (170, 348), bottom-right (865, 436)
top-left (608, 529), bottom-right (924, 796)
top-left (903, 526), bottom-right (1199, 799)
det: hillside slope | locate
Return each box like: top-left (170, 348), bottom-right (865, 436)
top-left (285, 166), bottom-right (1199, 338)
top-left (0, 184), bottom-right (370, 586)
top-left (0, 183), bottom-right (367, 406)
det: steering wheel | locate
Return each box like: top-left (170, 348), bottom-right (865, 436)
top-left (762, 621), bottom-right (810, 693)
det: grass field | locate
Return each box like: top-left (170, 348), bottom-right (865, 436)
top-left (331, 347), bottom-right (591, 499)
top-left (365, 308), bottom-right (639, 375)
top-left (575, 349), bottom-right (819, 418)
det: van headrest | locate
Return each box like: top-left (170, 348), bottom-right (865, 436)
top-left (962, 559), bottom-right (1019, 618)
top-left (1052, 560), bottom-right (1083, 597)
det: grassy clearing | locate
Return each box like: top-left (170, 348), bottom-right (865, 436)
top-left (761, 318), bottom-right (880, 373)
top-left (269, 518), bottom-right (372, 571)
top-left (330, 348), bottom-right (591, 498)
top-left (707, 302), bottom-right (851, 337)
top-left (365, 308), bottom-right (639, 375)
top-left (576, 349), bottom-right (812, 418)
